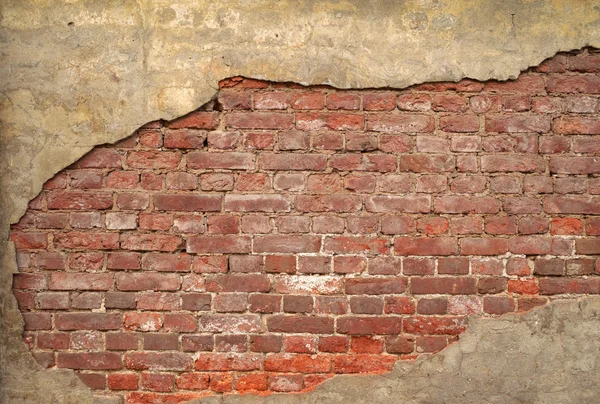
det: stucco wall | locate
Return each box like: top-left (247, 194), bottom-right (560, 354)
top-left (1, 1), bottom-right (600, 403)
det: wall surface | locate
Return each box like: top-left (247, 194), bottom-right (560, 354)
top-left (1, 1), bottom-right (600, 403)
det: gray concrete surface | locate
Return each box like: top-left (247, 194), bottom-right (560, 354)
top-left (196, 297), bottom-right (600, 404)
top-left (1, 1), bottom-right (600, 402)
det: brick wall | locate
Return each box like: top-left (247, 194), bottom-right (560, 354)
top-left (10, 48), bottom-right (600, 403)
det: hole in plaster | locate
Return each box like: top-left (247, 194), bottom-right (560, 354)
top-left (8, 47), bottom-right (600, 402)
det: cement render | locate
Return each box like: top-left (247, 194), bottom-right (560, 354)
top-left (1, 0), bottom-right (599, 402)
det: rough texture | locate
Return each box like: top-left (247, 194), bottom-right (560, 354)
top-left (195, 297), bottom-right (600, 404)
top-left (1, 0), bottom-right (600, 403)
top-left (8, 54), bottom-right (600, 402)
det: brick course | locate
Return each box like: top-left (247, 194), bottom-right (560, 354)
top-left (10, 48), bottom-right (600, 402)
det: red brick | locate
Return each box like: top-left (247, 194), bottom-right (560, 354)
top-left (235, 173), bottom-right (271, 191)
top-left (398, 155), bottom-right (454, 172)
top-left (187, 152), bottom-right (254, 170)
top-left (550, 156), bottom-right (600, 174)
top-left (241, 215), bottom-right (272, 233)
top-left (318, 336), bottom-right (348, 353)
top-left (484, 75), bottom-right (545, 93)
top-left (115, 272), bottom-right (180, 292)
top-left (267, 315), bottom-right (334, 334)
top-left (432, 94), bottom-right (467, 112)
top-left (575, 239), bottom-right (600, 254)
top-left (34, 213), bottom-right (67, 229)
top-left (46, 190), bottom-right (113, 210)
top-left (416, 336), bottom-right (448, 353)
top-left (477, 277), bottom-right (507, 294)
top-left (54, 232), bottom-right (119, 250)
top-left (57, 352), bottom-right (122, 370)
top-left (121, 234), bottom-right (183, 252)
top-left (403, 316), bottom-right (467, 335)
top-left (137, 129), bottom-right (162, 148)
top-left (366, 113), bottom-right (434, 133)
top-left (483, 297), bottom-right (515, 315)
top-left (106, 333), bottom-right (139, 351)
top-left (168, 111), bottom-right (219, 130)
top-left (226, 112), bottom-right (294, 129)
top-left (550, 217), bottom-right (583, 235)
top-left (198, 314), bottom-right (264, 334)
top-left (141, 373), bottom-right (174, 393)
top-left (411, 277), bottom-right (477, 295)
top-left (333, 354), bottom-right (397, 373)
top-left (194, 353), bottom-right (262, 371)
top-left (290, 91), bottom-right (325, 110)
top-left (48, 273), bottom-right (113, 291)
top-left (234, 373), bottom-right (268, 392)
top-left (214, 293), bottom-right (248, 313)
top-left (481, 155), bottom-right (545, 173)
top-left (416, 217), bottom-right (449, 235)
top-left (247, 88), bottom-right (289, 109)
top-left (436, 196), bottom-right (501, 214)
top-left (485, 216), bottom-right (517, 235)
top-left (379, 134), bottom-right (413, 153)
top-left (394, 237), bottom-right (457, 256)
top-left (573, 136), bottom-right (600, 153)
top-left (507, 236), bottom-right (552, 255)
top-left (205, 274), bottom-right (270, 293)
top-left (544, 196), bottom-right (600, 214)
top-left (345, 278), bottom-right (407, 295)
top-left (397, 94), bottom-right (431, 111)
top-left (489, 177), bottom-right (521, 194)
top-left (547, 74), bottom-right (600, 94)
top-left (73, 149), bottom-right (122, 168)
top-left (69, 170), bottom-right (103, 189)
top-left (250, 335), bottom-right (282, 353)
top-left (187, 236), bottom-right (251, 254)
top-left (139, 213), bottom-right (172, 231)
top-left (268, 374), bottom-right (303, 392)
top-left (334, 256), bottom-right (367, 274)
top-left (307, 173), bottom-right (342, 193)
top-left (385, 335), bottom-right (415, 354)
top-left (508, 279), bottom-right (539, 295)
top-left (219, 76), bottom-right (269, 89)
top-left (350, 296), bottom-right (383, 315)
top-left (218, 90), bottom-right (251, 110)
top-left (181, 335), bottom-right (214, 352)
top-left (296, 195), bottom-right (361, 213)
top-left (124, 352), bottom-right (193, 371)
top-left (265, 353), bottom-right (330, 372)
top-left (22, 313), bottom-right (52, 330)
top-left (337, 317), bottom-right (401, 335)
top-left (224, 194), bottom-right (289, 212)
top-left (108, 373), bottom-right (139, 390)
top-left (539, 136), bottom-right (571, 154)
top-left (282, 335), bottom-right (317, 353)
top-left (140, 253), bottom-right (190, 273)
top-left (259, 153), bottom-right (327, 171)
top-left (34, 251), bottom-right (65, 269)
top-left (326, 93), bottom-right (360, 110)
top-left (254, 235), bottom-right (321, 253)
top-left (365, 195), bottom-right (430, 213)
top-left (143, 334), bottom-right (179, 350)
top-left (296, 112), bottom-right (364, 131)
top-left (314, 296), bottom-right (348, 314)
top-left (68, 252), bottom-right (104, 270)
top-left (363, 92), bottom-right (396, 111)
top-left (154, 194), bottom-right (221, 212)
top-left (56, 313), bottom-right (121, 330)
top-left (244, 132), bottom-right (275, 150)
top-left (539, 278), bottom-right (600, 295)
top-left (175, 372), bottom-right (210, 391)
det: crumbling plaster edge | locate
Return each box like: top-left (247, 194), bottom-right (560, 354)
top-left (1, 42), bottom-right (600, 402)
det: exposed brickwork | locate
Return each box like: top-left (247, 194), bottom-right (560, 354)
top-left (11, 48), bottom-right (600, 403)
